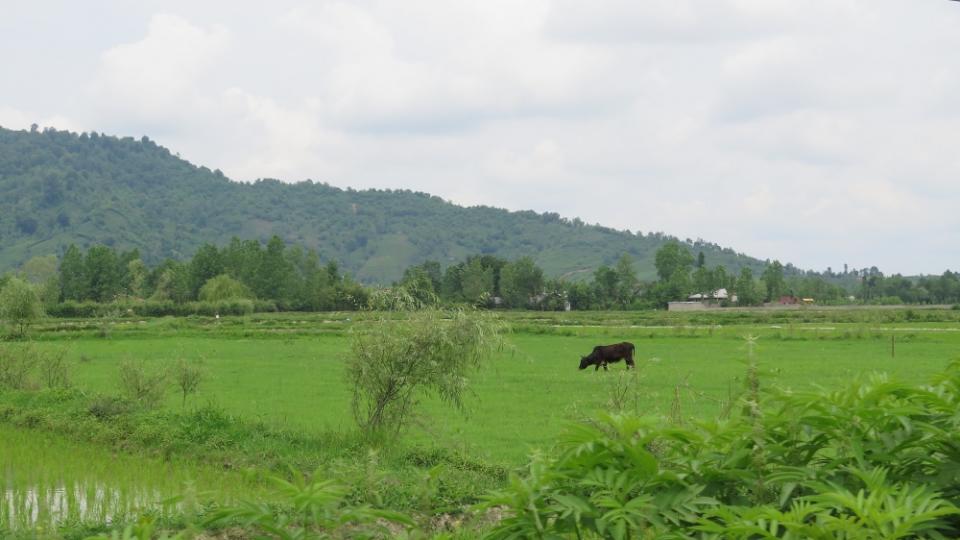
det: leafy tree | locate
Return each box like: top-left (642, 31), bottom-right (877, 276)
top-left (123, 258), bottom-right (148, 298)
top-left (59, 244), bottom-right (85, 302)
top-left (736, 267), bottom-right (761, 306)
top-left (0, 277), bottom-right (44, 336)
top-left (255, 236), bottom-right (294, 302)
top-left (654, 241), bottom-right (694, 282)
top-left (499, 257), bottom-right (545, 308)
top-left (149, 261), bottom-right (191, 303)
top-left (711, 265), bottom-right (730, 292)
top-left (460, 258), bottom-right (494, 305)
top-left (593, 265), bottom-right (619, 308)
top-left (20, 255), bottom-right (58, 284)
top-left (692, 264), bottom-right (712, 295)
top-left (397, 266), bottom-right (439, 307)
top-left (614, 254), bottom-right (639, 307)
top-left (198, 274), bottom-right (252, 302)
top-left (84, 245), bottom-right (121, 302)
top-left (761, 260), bottom-right (785, 302)
top-left (565, 280), bottom-right (596, 310)
top-left (189, 243), bottom-right (224, 299)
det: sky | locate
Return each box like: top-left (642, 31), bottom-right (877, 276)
top-left (2, 1), bottom-right (958, 275)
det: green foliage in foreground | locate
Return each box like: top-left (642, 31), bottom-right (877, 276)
top-left (481, 364), bottom-right (960, 539)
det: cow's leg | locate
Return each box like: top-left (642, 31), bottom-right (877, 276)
top-left (603, 362), bottom-right (609, 372)
top-left (626, 354), bottom-right (635, 370)
top-left (595, 363), bottom-right (600, 371)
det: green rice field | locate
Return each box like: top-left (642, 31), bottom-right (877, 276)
top-left (3, 308), bottom-right (960, 535)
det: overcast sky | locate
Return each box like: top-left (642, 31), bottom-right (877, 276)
top-left (2, 1), bottom-right (958, 274)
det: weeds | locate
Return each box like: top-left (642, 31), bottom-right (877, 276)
top-left (204, 468), bottom-right (415, 539)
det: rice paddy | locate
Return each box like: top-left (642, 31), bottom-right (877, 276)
top-left (3, 308), bottom-right (959, 536)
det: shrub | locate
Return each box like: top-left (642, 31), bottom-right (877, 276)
top-left (117, 359), bottom-right (169, 408)
top-left (0, 343), bottom-right (69, 390)
top-left (88, 395), bottom-right (135, 419)
top-left (37, 348), bottom-right (71, 388)
top-left (347, 309), bottom-right (502, 440)
top-left (173, 357), bottom-right (206, 406)
top-left (0, 344), bottom-right (37, 389)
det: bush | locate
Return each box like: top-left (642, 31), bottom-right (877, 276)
top-left (0, 343), bottom-right (69, 390)
top-left (0, 344), bottom-right (38, 389)
top-left (37, 348), bottom-right (71, 388)
top-left (117, 359), bottom-right (169, 408)
top-left (347, 309), bottom-right (502, 440)
top-left (88, 395), bottom-right (135, 419)
top-left (173, 357), bottom-right (205, 406)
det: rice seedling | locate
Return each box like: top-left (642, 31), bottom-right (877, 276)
top-left (0, 425), bottom-right (260, 533)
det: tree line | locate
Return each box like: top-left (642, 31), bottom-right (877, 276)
top-left (1, 238), bottom-right (959, 324)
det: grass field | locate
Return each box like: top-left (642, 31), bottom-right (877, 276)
top-left (4, 308), bottom-right (960, 536)
top-left (19, 310), bottom-right (960, 463)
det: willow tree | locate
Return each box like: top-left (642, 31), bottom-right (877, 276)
top-left (347, 309), bottom-right (502, 440)
top-left (0, 277), bottom-right (44, 337)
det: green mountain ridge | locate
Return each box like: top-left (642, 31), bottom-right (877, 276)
top-left (0, 126), bottom-right (769, 283)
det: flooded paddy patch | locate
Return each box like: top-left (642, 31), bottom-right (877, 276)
top-left (0, 424), bottom-right (258, 532)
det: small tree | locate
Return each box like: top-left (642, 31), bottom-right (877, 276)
top-left (347, 309), bottom-right (502, 439)
top-left (173, 357), bottom-right (206, 406)
top-left (118, 359), bottom-right (169, 408)
top-left (0, 277), bottom-right (44, 337)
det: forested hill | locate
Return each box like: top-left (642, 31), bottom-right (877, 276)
top-left (0, 127), bottom-right (768, 283)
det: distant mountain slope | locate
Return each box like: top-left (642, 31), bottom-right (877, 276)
top-left (0, 127), bottom-right (769, 283)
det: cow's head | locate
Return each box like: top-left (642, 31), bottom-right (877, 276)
top-left (579, 356), bottom-right (591, 370)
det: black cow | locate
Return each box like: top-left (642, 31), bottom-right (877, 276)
top-left (578, 342), bottom-right (636, 371)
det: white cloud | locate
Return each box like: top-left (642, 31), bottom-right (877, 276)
top-left (3, 0), bottom-right (960, 274)
top-left (90, 14), bottom-right (230, 119)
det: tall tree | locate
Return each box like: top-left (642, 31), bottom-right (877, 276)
top-left (500, 257), bottom-right (545, 308)
top-left (84, 245), bottom-right (121, 302)
top-left (59, 245), bottom-right (85, 302)
top-left (761, 260), bottom-right (785, 302)
top-left (654, 241), bottom-right (695, 282)
top-left (189, 244), bottom-right (225, 299)
top-left (614, 254), bottom-right (639, 308)
top-left (461, 258), bottom-right (494, 304)
top-left (736, 267), bottom-right (760, 306)
top-left (255, 236), bottom-right (294, 302)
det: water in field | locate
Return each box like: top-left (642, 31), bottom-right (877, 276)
top-left (0, 425), bottom-right (254, 531)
